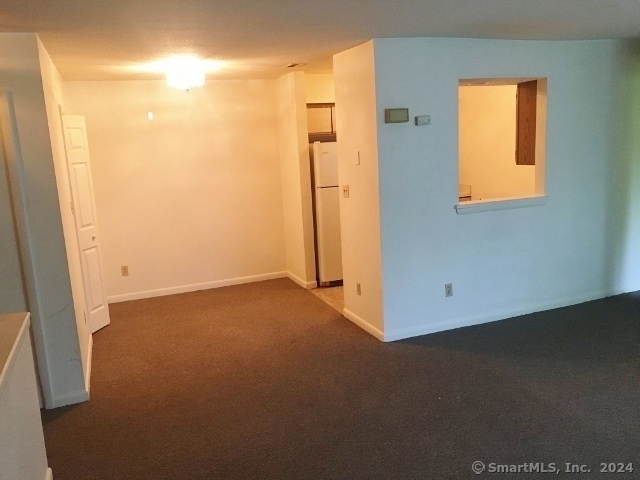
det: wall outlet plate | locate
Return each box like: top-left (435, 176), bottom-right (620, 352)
top-left (445, 283), bottom-right (453, 297)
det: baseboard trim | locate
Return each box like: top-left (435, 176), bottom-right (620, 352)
top-left (287, 271), bottom-right (317, 289)
top-left (50, 388), bottom-right (89, 409)
top-left (107, 271), bottom-right (288, 303)
top-left (45, 467), bottom-right (53, 480)
top-left (605, 285), bottom-right (640, 297)
top-left (342, 308), bottom-right (384, 341)
top-left (383, 289), bottom-right (613, 342)
top-left (84, 334), bottom-right (93, 396)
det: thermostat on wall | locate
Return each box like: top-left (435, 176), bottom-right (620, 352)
top-left (384, 108), bottom-right (409, 123)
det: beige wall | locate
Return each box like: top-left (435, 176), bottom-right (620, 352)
top-left (305, 74), bottom-right (335, 103)
top-left (459, 85), bottom-right (535, 200)
top-left (64, 79), bottom-right (287, 301)
top-left (276, 72), bottom-right (316, 288)
top-left (0, 123), bottom-right (26, 314)
top-left (334, 41), bottom-right (384, 337)
top-left (37, 40), bottom-right (92, 388)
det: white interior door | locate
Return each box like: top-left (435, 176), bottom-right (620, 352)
top-left (61, 114), bottom-right (110, 333)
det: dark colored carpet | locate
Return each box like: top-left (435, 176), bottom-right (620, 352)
top-left (42, 279), bottom-right (640, 479)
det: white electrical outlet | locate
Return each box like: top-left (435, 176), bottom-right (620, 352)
top-left (445, 283), bottom-right (453, 297)
top-left (343, 185), bottom-right (350, 198)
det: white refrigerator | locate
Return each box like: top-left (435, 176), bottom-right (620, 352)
top-left (312, 141), bottom-right (343, 286)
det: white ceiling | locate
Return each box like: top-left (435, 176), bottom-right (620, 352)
top-left (2, 0), bottom-right (639, 80)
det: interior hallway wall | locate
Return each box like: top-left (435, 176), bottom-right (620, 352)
top-left (276, 72), bottom-right (316, 288)
top-left (371, 38), bottom-right (626, 340)
top-left (0, 113), bottom-right (26, 314)
top-left (64, 80), bottom-right (287, 302)
top-left (606, 40), bottom-right (640, 294)
top-left (333, 41), bottom-right (385, 338)
top-left (0, 33), bottom-right (86, 407)
top-left (38, 40), bottom-right (92, 388)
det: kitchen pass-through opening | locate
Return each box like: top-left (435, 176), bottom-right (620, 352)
top-left (458, 77), bottom-right (547, 206)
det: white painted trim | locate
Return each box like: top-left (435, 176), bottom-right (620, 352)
top-left (455, 194), bottom-right (546, 215)
top-left (107, 271), bottom-right (288, 303)
top-left (84, 334), bottom-right (93, 396)
top-left (50, 388), bottom-right (89, 409)
top-left (287, 271), bottom-right (317, 289)
top-left (45, 467), bottom-right (53, 480)
top-left (342, 308), bottom-right (384, 341)
top-left (383, 289), bottom-right (611, 342)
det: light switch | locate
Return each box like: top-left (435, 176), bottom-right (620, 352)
top-left (342, 185), bottom-right (350, 198)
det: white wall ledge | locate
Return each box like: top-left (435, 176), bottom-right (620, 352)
top-left (455, 194), bottom-right (547, 215)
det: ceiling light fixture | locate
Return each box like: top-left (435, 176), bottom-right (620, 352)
top-left (165, 57), bottom-right (206, 91)
top-left (133, 56), bottom-right (225, 85)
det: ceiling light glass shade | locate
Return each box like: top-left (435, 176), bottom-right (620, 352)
top-left (166, 60), bottom-right (205, 90)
